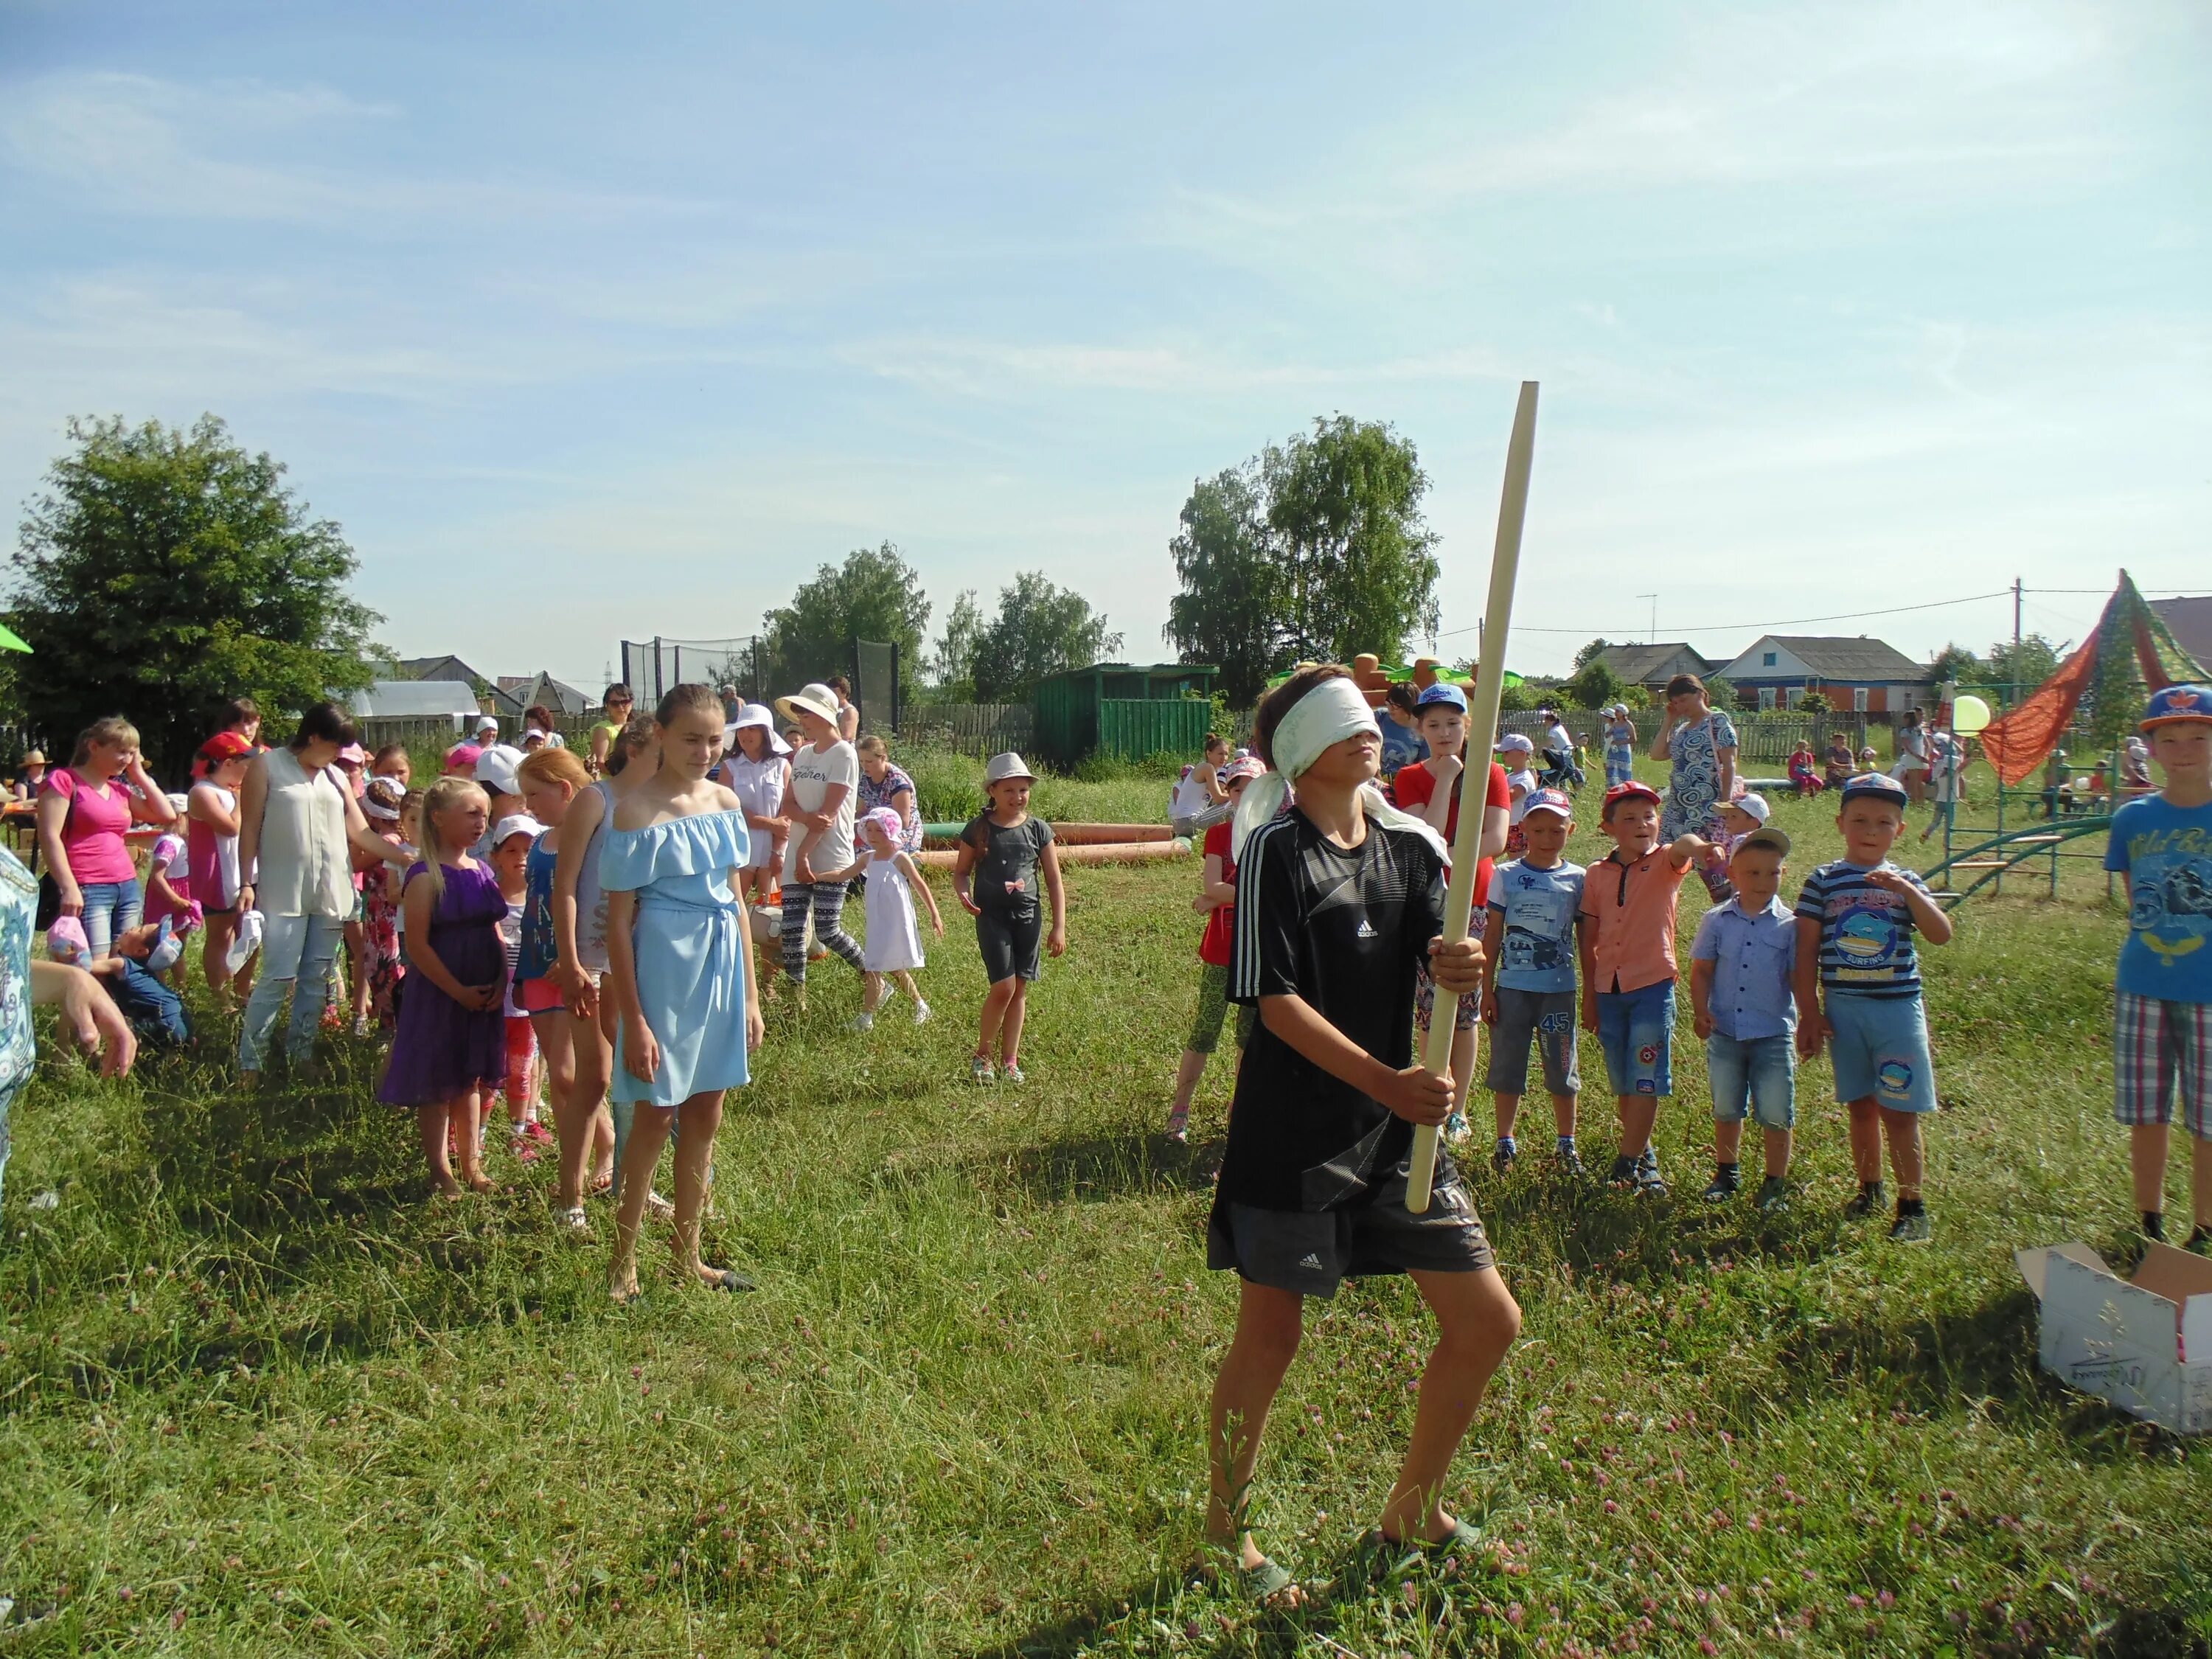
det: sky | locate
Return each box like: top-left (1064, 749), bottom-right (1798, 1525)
top-left (1, 1), bottom-right (2207, 692)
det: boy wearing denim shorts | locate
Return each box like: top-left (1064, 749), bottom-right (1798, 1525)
top-left (1691, 826), bottom-right (1796, 1211)
top-left (1480, 788), bottom-right (1585, 1175)
top-left (1577, 780), bottom-right (1715, 1196)
top-left (1794, 772), bottom-right (1955, 1242)
top-left (2103, 684), bottom-right (2212, 1251)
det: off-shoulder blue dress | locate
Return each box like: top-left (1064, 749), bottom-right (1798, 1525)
top-left (599, 810), bottom-right (751, 1107)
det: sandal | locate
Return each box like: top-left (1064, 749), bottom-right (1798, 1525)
top-left (1165, 1105), bottom-right (1191, 1144)
top-left (701, 1266), bottom-right (757, 1293)
top-left (1380, 1515), bottom-right (1482, 1561)
top-left (1223, 1553), bottom-right (1301, 1607)
top-left (645, 1190), bottom-right (675, 1221)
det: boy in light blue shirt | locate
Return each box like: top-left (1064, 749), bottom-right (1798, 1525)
top-left (2103, 684), bottom-right (2212, 1250)
top-left (1691, 827), bottom-right (1796, 1211)
top-left (1479, 789), bottom-right (1585, 1175)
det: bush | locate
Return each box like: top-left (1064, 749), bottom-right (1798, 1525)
top-left (1798, 690), bottom-right (1832, 714)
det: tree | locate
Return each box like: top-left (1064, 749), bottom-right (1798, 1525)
top-left (1565, 657), bottom-right (1626, 711)
top-left (1797, 689), bottom-right (1832, 714)
top-left (1986, 632), bottom-right (2062, 692)
top-left (760, 541), bottom-right (931, 691)
top-left (1164, 465), bottom-right (1278, 708)
top-left (1573, 637), bottom-right (1613, 672)
top-left (927, 588), bottom-right (986, 700)
top-left (1164, 417), bottom-right (1439, 706)
top-left (1703, 673), bottom-right (1743, 712)
top-left (1927, 642), bottom-right (1985, 686)
top-left (971, 571), bottom-right (1121, 702)
top-left (8, 415), bottom-right (382, 779)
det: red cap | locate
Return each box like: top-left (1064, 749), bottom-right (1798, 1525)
top-left (1601, 780), bottom-right (1662, 814)
top-left (198, 730), bottom-right (254, 762)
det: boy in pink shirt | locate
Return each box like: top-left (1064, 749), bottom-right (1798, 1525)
top-left (1577, 781), bottom-right (1715, 1195)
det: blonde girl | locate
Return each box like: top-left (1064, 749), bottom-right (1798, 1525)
top-left (377, 776), bottom-right (507, 1198)
top-left (604, 684), bottom-right (762, 1300)
top-left (518, 745), bottom-right (617, 1228)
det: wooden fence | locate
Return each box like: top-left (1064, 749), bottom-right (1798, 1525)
top-left (897, 703), bottom-right (1033, 759)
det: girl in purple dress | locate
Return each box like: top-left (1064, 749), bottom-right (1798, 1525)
top-left (378, 776), bottom-right (508, 1197)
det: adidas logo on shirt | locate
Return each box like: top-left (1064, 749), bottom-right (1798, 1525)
top-left (1354, 917), bottom-right (1378, 939)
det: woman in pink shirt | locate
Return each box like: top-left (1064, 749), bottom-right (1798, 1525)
top-left (37, 716), bottom-right (179, 959)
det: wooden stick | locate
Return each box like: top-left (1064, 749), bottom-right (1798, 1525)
top-left (1407, 380), bottom-right (1539, 1214)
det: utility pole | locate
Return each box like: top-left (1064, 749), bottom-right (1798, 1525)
top-left (2013, 577), bottom-right (2023, 655)
top-left (1638, 594), bottom-right (1658, 644)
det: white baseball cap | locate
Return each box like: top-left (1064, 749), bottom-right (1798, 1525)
top-left (1726, 791), bottom-right (1770, 823)
top-left (490, 813), bottom-right (545, 848)
top-left (474, 743), bottom-right (526, 797)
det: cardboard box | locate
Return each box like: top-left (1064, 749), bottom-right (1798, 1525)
top-left (2016, 1240), bottom-right (2212, 1433)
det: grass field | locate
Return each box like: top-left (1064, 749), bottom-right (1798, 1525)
top-left (4, 759), bottom-right (2210, 1657)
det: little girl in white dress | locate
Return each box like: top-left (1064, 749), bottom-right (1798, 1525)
top-left (852, 808), bottom-right (943, 1031)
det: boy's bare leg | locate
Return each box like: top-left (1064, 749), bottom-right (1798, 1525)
top-left (1378, 1266), bottom-right (1522, 1545)
top-left (2132, 1124), bottom-right (2168, 1215)
top-left (1616, 1094), bottom-right (1658, 1157)
top-left (1879, 1107), bottom-right (1923, 1200)
top-left (1206, 1281), bottom-right (1304, 1591)
top-left (1762, 1127), bottom-right (1792, 1180)
top-left (1492, 1092), bottom-right (1520, 1141)
top-left (1551, 1093), bottom-right (1577, 1138)
top-left (1846, 1096), bottom-right (1884, 1183)
top-left (1714, 1117), bottom-right (1743, 1164)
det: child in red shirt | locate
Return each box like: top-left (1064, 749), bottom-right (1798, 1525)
top-left (1168, 758), bottom-right (1265, 1141)
top-left (1388, 682), bottom-right (1511, 1137)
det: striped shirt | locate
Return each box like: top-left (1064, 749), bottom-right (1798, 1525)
top-left (1793, 859), bottom-right (1933, 999)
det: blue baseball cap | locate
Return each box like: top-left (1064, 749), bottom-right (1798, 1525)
top-left (2142, 684), bottom-right (2212, 731)
top-left (1520, 787), bottom-right (1573, 821)
top-left (1416, 682), bottom-right (1467, 712)
top-left (1840, 771), bottom-right (1910, 809)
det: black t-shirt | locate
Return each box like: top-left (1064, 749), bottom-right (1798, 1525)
top-left (1217, 809), bottom-right (1448, 1212)
top-left (961, 813), bottom-right (1055, 914)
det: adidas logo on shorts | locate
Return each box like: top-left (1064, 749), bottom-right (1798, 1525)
top-left (1296, 1253), bottom-right (1324, 1271)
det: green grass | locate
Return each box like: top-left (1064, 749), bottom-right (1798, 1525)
top-left (4, 762), bottom-right (2210, 1656)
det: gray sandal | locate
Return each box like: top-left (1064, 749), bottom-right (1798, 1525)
top-left (1223, 1552), bottom-right (1299, 1607)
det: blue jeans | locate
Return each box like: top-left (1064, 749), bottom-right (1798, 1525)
top-left (78, 878), bottom-right (143, 959)
top-left (1706, 1032), bottom-right (1796, 1130)
top-left (237, 913), bottom-right (343, 1070)
top-left (1596, 979), bottom-right (1674, 1098)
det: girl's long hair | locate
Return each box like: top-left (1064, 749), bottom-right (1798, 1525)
top-left (414, 776), bottom-right (487, 914)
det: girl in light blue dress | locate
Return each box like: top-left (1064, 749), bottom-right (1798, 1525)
top-left (602, 684), bottom-right (765, 1301)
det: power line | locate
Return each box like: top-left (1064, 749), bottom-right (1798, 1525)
top-left (1436, 588), bottom-right (2014, 641)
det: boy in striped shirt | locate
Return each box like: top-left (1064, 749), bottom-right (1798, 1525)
top-left (1793, 772), bottom-right (1955, 1242)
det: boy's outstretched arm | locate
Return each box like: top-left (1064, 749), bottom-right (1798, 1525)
top-left (1668, 833), bottom-right (1717, 870)
top-left (1259, 993), bottom-right (1453, 1125)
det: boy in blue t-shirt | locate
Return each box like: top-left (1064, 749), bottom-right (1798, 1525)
top-left (1793, 772), bottom-right (1955, 1242)
top-left (1478, 789), bottom-right (1585, 1174)
top-left (2102, 684), bottom-right (2212, 1251)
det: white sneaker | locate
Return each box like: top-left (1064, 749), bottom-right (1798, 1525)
top-left (1003, 1062), bottom-right (1027, 1086)
top-left (1444, 1112), bottom-right (1471, 1143)
top-left (559, 1206), bottom-right (590, 1234)
top-left (846, 1011), bottom-right (875, 1032)
top-left (911, 1000), bottom-right (931, 1025)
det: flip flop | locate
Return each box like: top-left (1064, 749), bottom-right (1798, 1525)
top-left (1380, 1516), bottom-right (1482, 1562)
top-left (1224, 1554), bottom-right (1300, 1607)
top-left (702, 1267), bottom-right (757, 1293)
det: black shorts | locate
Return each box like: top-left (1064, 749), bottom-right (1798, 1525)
top-left (976, 905), bottom-right (1043, 984)
top-left (1206, 1155), bottom-right (1494, 1298)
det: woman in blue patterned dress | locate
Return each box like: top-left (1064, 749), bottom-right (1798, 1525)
top-left (602, 684), bottom-right (765, 1301)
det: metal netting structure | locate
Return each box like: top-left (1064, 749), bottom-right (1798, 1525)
top-left (619, 637), bottom-right (768, 712)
